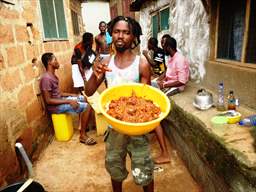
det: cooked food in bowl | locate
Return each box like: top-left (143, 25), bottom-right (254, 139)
top-left (107, 92), bottom-right (161, 123)
top-left (99, 83), bottom-right (171, 135)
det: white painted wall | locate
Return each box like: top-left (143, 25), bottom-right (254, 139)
top-left (81, 1), bottom-right (111, 37)
top-left (140, 0), bottom-right (209, 83)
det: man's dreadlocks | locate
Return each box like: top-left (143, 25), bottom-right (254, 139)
top-left (107, 16), bottom-right (142, 49)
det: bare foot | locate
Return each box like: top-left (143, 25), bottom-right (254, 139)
top-left (154, 155), bottom-right (170, 164)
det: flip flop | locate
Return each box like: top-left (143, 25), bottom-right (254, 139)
top-left (154, 166), bottom-right (164, 172)
top-left (80, 137), bottom-right (97, 145)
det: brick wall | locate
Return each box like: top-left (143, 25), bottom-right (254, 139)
top-left (0, 0), bottom-right (84, 186)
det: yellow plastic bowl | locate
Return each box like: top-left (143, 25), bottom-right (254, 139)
top-left (98, 83), bottom-right (171, 135)
top-left (226, 111), bottom-right (241, 124)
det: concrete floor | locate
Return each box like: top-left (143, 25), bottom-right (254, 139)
top-left (33, 130), bottom-right (201, 192)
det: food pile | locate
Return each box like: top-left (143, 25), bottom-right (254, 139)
top-left (106, 92), bottom-right (161, 123)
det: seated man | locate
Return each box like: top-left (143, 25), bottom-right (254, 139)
top-left (143, 37), bottom-right (166, 78)
top-left (152, 37), bottom-right (189, 95)
top-left (40, 52), bottom-right (96, 145)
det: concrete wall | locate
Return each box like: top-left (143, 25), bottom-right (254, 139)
top-left (0, 0), bottom-right (84, 186)
top-left (82, 1), bottom-right (111, 37)
top-left (202, 61), bottom-right (256, 110)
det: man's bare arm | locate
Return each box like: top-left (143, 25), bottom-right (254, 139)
top-left (142, 50), bottom-right (156, 66)
top-left (84, 73), bottom-right (104, 96)
top-left (61, 92), bottom-right (78, 97)
top-left (95, 36), bottom-right (100, 54)
top-left (139, 56), bottom-right (151, 85)
top-left (84, 56), bottom-right (111, 96)
top-left (42, 90), bottom-right (78, 108)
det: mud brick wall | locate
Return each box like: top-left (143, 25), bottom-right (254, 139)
top-left (0, 0), bottom-right (84, 186)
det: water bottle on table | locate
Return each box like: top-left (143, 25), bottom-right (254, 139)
top-left (217, 82), bottom-right (225, 111)
top-left (239, 115), bottom-right (256, 126)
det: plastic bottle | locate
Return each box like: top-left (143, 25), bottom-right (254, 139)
top-left (227, 90), bottom-right (236, 110)
top-left (239, 115), bottom-right (256, 126)
top-left (216, 82), bottom-right (225, 111)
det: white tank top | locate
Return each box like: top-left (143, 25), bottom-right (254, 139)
top-left (105, 55), bottom-right (140, 87)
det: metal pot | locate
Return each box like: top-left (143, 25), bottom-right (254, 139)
top-left (193, 89), bottom-right (213, 110)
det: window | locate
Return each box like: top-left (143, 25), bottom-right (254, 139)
top-left (216, 0), bottom-right (256, 65)
top-left (160, 8), bottom-right (169, 31)
top-left (152, 7), bottom-right (170, 38)
top-left (246, 0), bottom-right (256, 63)
top-left (39, 0), bottom-right (68, 40)
top-left (152, 14), bottom-right (158, 39)
top-left (71, 10), bottom-right (79, 36)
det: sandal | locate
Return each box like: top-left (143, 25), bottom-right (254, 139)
top-left (80, 137), bottom-right (97, 145)
top-left (154, 166), bottom-right (164, 172)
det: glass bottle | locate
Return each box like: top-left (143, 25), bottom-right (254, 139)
top-left (227, 90), bottom-right (236, 110)
top-left (216, 82), bottom-right (225, 111)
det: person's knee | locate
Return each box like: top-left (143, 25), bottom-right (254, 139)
top-left (77, 102), bottom-right (88, 113)
top-left (105, 157), bottom-right (128, 182)
top-left (132, 167), bottom-right (153, 186)
top-left (131, 153), bottom-right (154, 186)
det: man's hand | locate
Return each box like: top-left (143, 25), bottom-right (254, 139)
top-left (142, 50), bottom-right (148, 56)
top-left (93, 56), bottom-right (111, 79)
top-left (69, 100), bottom-right (79, 110)
top-left (157, 80), bottom-right (164, 89)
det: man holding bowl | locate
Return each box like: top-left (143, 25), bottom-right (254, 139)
top-left (85, 16), bottom-right (157, 192)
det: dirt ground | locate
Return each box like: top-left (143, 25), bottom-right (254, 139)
top-left (33, 130), bottom-right (201, 192)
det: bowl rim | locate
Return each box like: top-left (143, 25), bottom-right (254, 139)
top-left (220, 110), bottom-right (241, 118)
top-left (226, 112), bottom-right (241, 119)
top-left (98, 83), bottom-right (171, 126)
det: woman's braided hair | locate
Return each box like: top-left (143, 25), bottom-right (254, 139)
top-left (107, 16), bottom-right (142, 49)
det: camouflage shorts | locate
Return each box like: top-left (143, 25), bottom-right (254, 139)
top-left (105, 128), bottom-right (154, 186)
